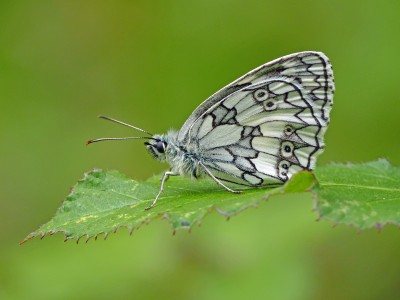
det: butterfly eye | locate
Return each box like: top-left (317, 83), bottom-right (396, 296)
top-left (284, 125), bottom-right (294, 136)
top-left (253, 89), bottom-right (269, 101)
top-left (156, 141), bottom-right (166, 153)
top-left (281, 141), bottom-right (294, 158)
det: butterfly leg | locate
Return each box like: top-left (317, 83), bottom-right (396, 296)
top-left (199, 162), bottom-right (241, 194)
top-left (145, 171), bottom-right (178, 210)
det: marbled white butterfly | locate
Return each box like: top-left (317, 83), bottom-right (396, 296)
top-left (88, 51), bottom-right (334, 210)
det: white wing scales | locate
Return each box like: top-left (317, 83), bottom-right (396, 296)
top-left (178, 52), bottom-right (334, 186)
top-left (200, 124), bottom-right (242, 148)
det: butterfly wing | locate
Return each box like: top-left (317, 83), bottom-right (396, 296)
top-left (178, 51), bottom-right (334, 185)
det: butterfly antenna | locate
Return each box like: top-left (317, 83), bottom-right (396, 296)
top-left (98, 115), bottom-right (153, 136)
top-left (86, 136), bottom-right (155, 145)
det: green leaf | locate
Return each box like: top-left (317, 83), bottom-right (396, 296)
top-left (314, 159), bottom-right (400, 229)
top-left (22, 170), bottom-right (315, 243)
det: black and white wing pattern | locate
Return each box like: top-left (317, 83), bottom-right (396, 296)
top-left (178, 51), bottom-right (334, 186)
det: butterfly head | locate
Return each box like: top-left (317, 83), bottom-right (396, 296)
top-left (145, 136), bottom-right (168, 161)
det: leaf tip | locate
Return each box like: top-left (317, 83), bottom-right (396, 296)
top-left (19, 234), bottom-right (34, 245)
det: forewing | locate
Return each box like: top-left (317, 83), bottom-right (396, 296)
top-left (179, 52), bottom-right (334, 185)
top-left (178, 51), bottom-right (333, 142)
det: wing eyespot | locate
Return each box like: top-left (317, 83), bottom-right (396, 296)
top-left (253, 88), bottom-right (269, 101)
top-left (281, 141), bottom-right (294, 158)
top-left (284, 125), bottom-right (294, 136)
top-left (278, 160), bottom-right (291, 180)
top-left (263, 100), bottom-right (277, 111)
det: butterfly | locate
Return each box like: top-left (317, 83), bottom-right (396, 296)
top-left (88, 51), bottom-right (334, 210)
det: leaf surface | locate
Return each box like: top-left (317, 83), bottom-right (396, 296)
top-left (314, 159), bottom-right (400, 229)
top-left (22, 170), bottom-right (315, 243)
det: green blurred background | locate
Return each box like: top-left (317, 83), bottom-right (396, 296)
top-left (1, 0), bottom-right (400, 299)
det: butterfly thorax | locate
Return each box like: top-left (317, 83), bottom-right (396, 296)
top-left (146, 130), bottom-right (204, 178)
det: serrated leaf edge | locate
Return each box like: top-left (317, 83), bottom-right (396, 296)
top-left (21, 171), bottom-right (315, 244)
